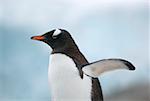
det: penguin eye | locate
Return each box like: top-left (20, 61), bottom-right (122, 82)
top-left (52, 35), bottom-right (58, 39)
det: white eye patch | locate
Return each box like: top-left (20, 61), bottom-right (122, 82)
top-left (53, 29), bottom-right (61, 37)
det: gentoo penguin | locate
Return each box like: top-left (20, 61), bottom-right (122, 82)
top-left (31, 29), bottom-right (135, 101)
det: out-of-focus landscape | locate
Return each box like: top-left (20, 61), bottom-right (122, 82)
top-left (1, 0), bottom-right (149, 101)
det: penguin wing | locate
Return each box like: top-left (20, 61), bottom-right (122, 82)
top-left (82, 59), bottom-right (135, 78)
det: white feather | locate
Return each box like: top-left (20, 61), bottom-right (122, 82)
top-left (53, 29), bottom-right (61, 36)
top-left (48, 53), bottom-right (92, 101)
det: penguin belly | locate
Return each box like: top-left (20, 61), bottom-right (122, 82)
top-left (48, 53), bottom-right (92, 101)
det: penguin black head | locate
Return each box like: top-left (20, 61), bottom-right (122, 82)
top-left (31, 29), bottom-right (75, 50)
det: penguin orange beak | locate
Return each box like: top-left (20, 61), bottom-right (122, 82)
top-left (31, 35), bottom-right (45, 41)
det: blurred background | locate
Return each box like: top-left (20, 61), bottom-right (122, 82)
top-left (1, 0), bottom-right (149, 101)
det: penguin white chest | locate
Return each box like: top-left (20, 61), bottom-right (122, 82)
top-left (48, 53), bottom-right (92, 101)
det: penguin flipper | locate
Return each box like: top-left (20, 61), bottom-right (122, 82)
top-left (82, 59), bottom-right (135, 78)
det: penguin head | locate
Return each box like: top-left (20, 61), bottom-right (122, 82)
top-left (31, 29), bottom-right (75, 49)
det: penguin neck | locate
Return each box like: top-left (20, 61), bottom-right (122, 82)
top-left (51, 42), bottom-right (89, 79)
top-left (51, 39), bottom-right (79, 54)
